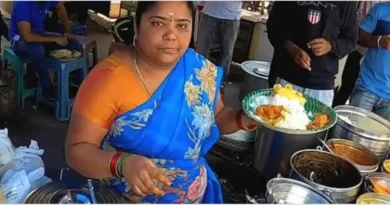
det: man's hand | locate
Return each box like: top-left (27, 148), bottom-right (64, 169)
top-left (285, 41), bottom-right (311, 71)
top-left (379, 36), bottom-right (390, 50)
top-left (55, 36), bottom-right (68, 47)
top-left (307, 38), bottom-right (332, 56)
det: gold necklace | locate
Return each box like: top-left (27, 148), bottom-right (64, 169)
top-left (133, 50), bottom-right (153, 97)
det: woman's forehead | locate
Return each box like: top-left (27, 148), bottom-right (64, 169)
top-left (144, 2), bottom-right (192, 17)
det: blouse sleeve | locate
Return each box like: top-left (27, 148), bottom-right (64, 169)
top-left (73, 59), bottom-right (123, 129)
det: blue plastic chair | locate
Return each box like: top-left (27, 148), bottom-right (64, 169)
top-left (2, 47), bottom-right (36, 108)
top-left (38, 57), bottom-right (88, 121)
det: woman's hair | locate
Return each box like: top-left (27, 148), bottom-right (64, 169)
top-left (135, 1), bottom-right (194, 28)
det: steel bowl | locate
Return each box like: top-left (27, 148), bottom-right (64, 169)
top-left (360, 166), bottom-right (379, 177)
top-left (290, 149), bottom-right (362, 203)
top-left (357, 193), bottom-right (390, 204)
top-left (329, 105), bottom-right (390, 161)
top-left (382, 160), bottom-right (390, 174)
top-left (325, 139), bottom-right (379, 175)
top-left (364, 172), bottom-right (390, 194)
top-left (265, 177), bottom-right (335, 204)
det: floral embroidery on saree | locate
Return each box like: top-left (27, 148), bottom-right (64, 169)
top-left (101, 49), bottom-right (223, 203)
top-left (109, 105), bottom-right (156, 136)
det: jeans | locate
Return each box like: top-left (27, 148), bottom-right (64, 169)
top-left (276, 78), bottom-right (334, 107)
top-left (11, 35), bottom-right (82, 92)
top-left (196, 13), bottom-right (240, 81)
top-left (350, 83), bottom-right (390, 120)
top-left (333, 51), bottom-right (363, 107)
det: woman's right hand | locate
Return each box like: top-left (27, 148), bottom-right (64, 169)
top-left (122, 155), bottom-right (171, 197)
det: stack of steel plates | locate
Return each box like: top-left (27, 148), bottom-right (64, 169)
top-left (24, 181), bottom-right (128, 204)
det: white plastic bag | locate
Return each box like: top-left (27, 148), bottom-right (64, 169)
top-left (0, 140), bottom-right (52, 203)
top-left (14, 140), bottom-right (45, 174)
top-left (0, 140), bottom-right (44, 178)
top-left (0, 128), bottom-right (15, 167)
top-left (27, 167), bottom-right (52, 191)
top-left (1, 169), bottom-right (31, 204)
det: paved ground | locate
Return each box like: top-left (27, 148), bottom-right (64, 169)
top-left (2, 19), bottom-right (244, 181)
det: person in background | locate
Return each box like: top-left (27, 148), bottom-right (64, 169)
top-left (196, 1), bottom-right (242, 89)
top-left (267, 1), bottom-right (358, 106)
top-left (350, 2), bottom-right (390, 120)
top-left (9, 1), bottom-right (77, 100)
top-left (65, 1), bottom-right (258, 203)
top-left (333, 1), bottom-right (382, 107)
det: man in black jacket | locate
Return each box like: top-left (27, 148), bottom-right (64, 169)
top-left (267, 1), bottom-right (358, 106)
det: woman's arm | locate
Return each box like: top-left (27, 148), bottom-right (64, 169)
top-left (65, 59), bottom-right (123, 179)
top-left (214, 93), bottom-right (256, 135)
top-left (65, 113), bottom-right (114, 179)
top-left (66, 54), bottom-right (170, 195)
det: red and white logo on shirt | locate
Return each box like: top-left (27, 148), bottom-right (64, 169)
top-left (308, 9), bottom-right (321, 24)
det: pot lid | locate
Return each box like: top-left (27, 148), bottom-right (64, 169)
top-left (241, 61), bottom-right (270, 80)
top-left (335, 105), bottom-right (390, 140)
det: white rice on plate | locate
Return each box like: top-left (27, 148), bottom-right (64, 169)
top-left (250, 94), bottom-right (311, 130)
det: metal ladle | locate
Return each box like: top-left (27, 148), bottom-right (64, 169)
top-left (317, 137), bottom-right (334, 154)
top-left (309, 171), bottom-right (320, 183)
top-left (87, 179), bottom-right (97, 204)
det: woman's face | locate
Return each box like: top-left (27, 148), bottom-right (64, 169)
top-left (136, 2), bottom-right (192, 66)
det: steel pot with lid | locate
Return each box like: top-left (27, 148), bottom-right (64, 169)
top-left (325, 139), bottom-right (379, 176)
top-left (329, 105), bottom-right (390, 161)
top-left (239, 61), bottom-right (270, 101)
top-left (289, 149), bottom-right (362, 203)
top-left (265, 177), bottom-right (335, 204)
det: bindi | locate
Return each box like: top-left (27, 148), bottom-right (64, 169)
top-left (168, 13), bottom-right (174, 22)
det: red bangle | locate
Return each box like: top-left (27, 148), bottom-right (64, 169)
top-left (235, 110), bottom-right (245, 130)
top-left (236, 110), bottom-right (258, 131)
top-left (108, 152), bottom-right (123, 177)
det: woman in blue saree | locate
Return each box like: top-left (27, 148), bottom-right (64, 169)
top-left (65, 1), bottom-right (258, 203)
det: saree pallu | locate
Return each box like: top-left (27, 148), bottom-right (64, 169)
top-left (101, 49), bottom-right (224, 203)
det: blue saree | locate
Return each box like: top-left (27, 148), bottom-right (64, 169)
top-left (101, 48), bottom-right (224, 203)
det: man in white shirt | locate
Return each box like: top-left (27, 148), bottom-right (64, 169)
top-left (196, 1), bottom-right (242, 82)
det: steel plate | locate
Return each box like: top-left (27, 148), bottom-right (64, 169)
top-left (24, 181), bottom-right (128, 204)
